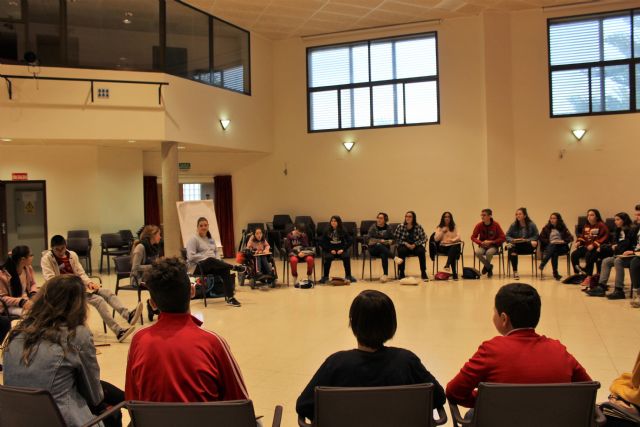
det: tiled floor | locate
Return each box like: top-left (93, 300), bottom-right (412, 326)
top-left (5, 257), bottom-right (640, 426)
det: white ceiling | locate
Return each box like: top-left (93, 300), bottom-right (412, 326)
top-left (184, 0), bottom-right (624, 40)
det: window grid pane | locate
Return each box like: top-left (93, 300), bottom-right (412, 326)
top-left (307, 33), bottom-right (438, 131)
top-left (183, 184), bottom-right (202, 201)
top-left (549, 8), bottom-right (639, 117)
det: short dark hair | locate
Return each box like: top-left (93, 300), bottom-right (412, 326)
top-left (495, 283), bottom-right (541, 329)
top-left (377, 212), bottom-right (389, 222)
top-left (482, 208), bottom-right (493, 216)
top-left (635, 204), bottom-right (640, 211)
top-left (144, 257), bottom-right (191, 313)
top-left (51, 235), bottom-right (66, 247)
top-left (349, 290), bottom-right (397, 349)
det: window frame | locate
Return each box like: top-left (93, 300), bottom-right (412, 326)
top-left (306, 31), bottom-right (440, 133)
top-left (547, 7), bottom-right (639, 118)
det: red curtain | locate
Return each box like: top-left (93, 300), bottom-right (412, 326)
top-left (143, 176), bottom-right (160, 226)
top-left (214, 175), bottom-right (235, 258)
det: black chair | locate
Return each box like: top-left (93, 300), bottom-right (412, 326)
top-left (295, 216), bottom-right (317, 246)
top-left (118, 230), bottom-right (135, 250)
top-left (67, 229), bottom-right (89, 239)
top-left (113, 255), bottom-right (145, 325)
top-left (505, 243), bottom-right (538, 278)
top-left (575, 216), bottom-right (588, 237)
top-left (361, 242), bottom-right (397, 281)
top-left (605, 218), bottom-right (616, 243)
top-left (66, 237), bottom-right (92, 275)
top-left (268, 215), bottom-right (293, 257)
top-left (358, 220), bottom-right (376, 256)
top-left (99, 233), bottom-right (129, 275)
top-left (282, 232), bottom-right (317, 286)
top-left (449, 381), bottom-right (605, 427)
top-left (342, 221), bottom-right (359, 257)
top-left (127, 399), bottom-right (283, 427)
top-left (471, 242), bottom-right (506, 278)
top-left (298, 383), bottom-right (447, 427)
top-left (0, 384), bottom-right (126, 427)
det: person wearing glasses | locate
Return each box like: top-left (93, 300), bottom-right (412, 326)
top-left (471, 209), bottom-right (506, 278)
top-left (41, 235), bottom-right (142, 343)
top-left (0, 246), bottom-right (38, 316)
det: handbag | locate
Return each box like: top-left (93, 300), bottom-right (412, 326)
top-left (434, 271), bottom-right (451, 281)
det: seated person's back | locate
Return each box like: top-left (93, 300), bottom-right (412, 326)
top-left (296, 290), bottom-right (445, 421)
top-left (125, 258), bottom-right (248, 402)
top-left (446, 283), bottom-right (591, 408)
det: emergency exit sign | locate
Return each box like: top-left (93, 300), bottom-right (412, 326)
top-left (178, 163), bottom-right (191, 170)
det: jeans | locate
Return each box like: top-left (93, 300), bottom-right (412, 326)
top-left (322, 250), bottom-right (352, 278)
top-left (599, 256), bottom-right (632, 289)
top-left (87, 289), bottom-right (131, 335)
top-left (397, 245), bottom-right (427, 276)
top-left (540, 243), bottom-right (569, 273)
top-left (507, 242), bottom-right (536, 272)
top-left (195, 257), bottom-right (236, 299)
top-left (630, 257), bottom-right (640, 290)
top-left (368, 243), bottom-right (391, 275)
top-left (474, 245), bottom-right (498, 268)
top-left (571, 246), bottom-right (600, 275)
top-left (438, 244), bottom-right (461, 275)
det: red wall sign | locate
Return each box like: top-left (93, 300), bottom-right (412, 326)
top-left (11, 173), bottom-right (28, 181)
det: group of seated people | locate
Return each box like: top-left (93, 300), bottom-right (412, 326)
top-left (2, 255), bottom-right (639, 425)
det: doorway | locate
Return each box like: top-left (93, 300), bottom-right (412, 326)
top-left (0, 181), bottom-right (48, 270)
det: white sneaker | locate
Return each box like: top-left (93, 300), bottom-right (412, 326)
top-left (394, 256), bottom-right (403, 265)
top-left (513, 272), bottom-right (520, 280)
top-left (630, 295), bottom-right (640, 308)
top-left (380, 275), bottom-right (388, 283)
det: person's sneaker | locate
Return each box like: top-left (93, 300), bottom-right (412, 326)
top-left (481, 266), bottom-right (487, 275)
top-left (553, 272), bottom-right (562, 281)
top-left (487, 265), bottom-right (493, 278)
top-left (226, 297), bottom-right (241, 307)
top-left (394, 256), bottom-right (404, 265)
top-left (346, 275), bottom-right (357, 283)
top-left (397, 272), bottom-right (406, 280)
top-left (606, 289), bottom-right (625, 300)
top-left (380, 275), bottom-right (389, 283)
top-left (127, 302), bottom-right (143, 326)
top-left (443, 266), bottom-right (452, 273)
top-left (587, 286), bottom-right (606, 297)
top-left (318, 276), bottom-right (329, 284)
top-left (452, 273), bottom-right (459, 280)
top-left (630, 295), bottom-right (640, 308)
top-left (117, 327), bottom-right (136, 343)
top-left (513, 271), bottom-right (520, 280)
top-left (421, 272), bottom-right (429, 282)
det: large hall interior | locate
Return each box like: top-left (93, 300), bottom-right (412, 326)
top-left (1, 0), bottom-right (640, 426)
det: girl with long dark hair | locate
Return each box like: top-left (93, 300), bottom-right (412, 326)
top-left (571, 208), bottom-right (609, 277)
top-left (131, 225), bottom-right (162, 320)
top-left (434, 212), bottom-right (462, 280)
top-left (394, 211), bottom-right (428, 281)
top-left (538, 212), bottom-right (573, 280)
top-left (319, 215), bottom-right (356, 283)
top-left (0, 245), bottom-right (38, 316)
top-left (505, 208), bottom-right (539, 279)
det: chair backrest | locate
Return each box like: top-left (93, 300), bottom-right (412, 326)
top-left (119, 229), bottom-right (135, 243)
top-left (246, 223), bottom-right (265, 234)
top-left (389, 223), bottom-right (401, 234)
top-left (127, 399), bottom-right (258, 427)
top-left (314, 383), bottom-right (437, 427)
top-left (114, 255), bottom-right (132, 275)
top-left (604, 218), bottom-right (616, 242)
top-left (0, 385), bottom-right (67, 427)
top-left (360, 220), bottom-right (376, 236)
top-left (67, 229), bottom-right (89, 239)
top-left (316, 222), bottom-right (330, 238)
top-left (272, 215), bottom-right (293, 230)
top-left (295, 216), bottom-right (316, 235)
top-left (66, 237), bottom-right (90, 254)
top-left (342, 222), bottom-right (357, 238)
top-left (472, 381), bottom-right (600, 427)
top-left (102, 233), bottom-right (125, 248)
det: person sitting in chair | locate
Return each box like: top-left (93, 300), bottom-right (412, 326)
top-left (367, 212), bottom-right (394, 283)
top-left (41, 235), bottom-right (142, 342)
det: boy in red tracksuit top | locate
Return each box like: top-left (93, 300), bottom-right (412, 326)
top-left (446, 283), bottom-right (591, 409)
top-left (125, 258), bottom-right (248, 403)
top-left (471, 208), bottom-right (506, 278)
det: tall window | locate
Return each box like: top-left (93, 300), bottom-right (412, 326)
top-left (307, 33), bottom-right (439, 132)
top-left (182, 183), bottom-right (202, 201)
top-left (548, 9), bottom-right (640, 117)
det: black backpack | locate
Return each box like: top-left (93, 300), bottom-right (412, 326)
top-left (462, 267), bottom-right (481, 279)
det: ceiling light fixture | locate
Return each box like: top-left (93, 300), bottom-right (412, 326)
top-left (128, 140), bottom-right (136, 143)
top-left (343, 141), bottom-right (355, 152)
top-left (178, 145), bottom-right (186, 150)
top-left (220, 119), bottom-right (230, 130)
top-left (572, 129), bottom-right (586, 141)
top-left (123, 11), bottom-right (133, 24)
top-left (1, 138), bottom-right (12, 142)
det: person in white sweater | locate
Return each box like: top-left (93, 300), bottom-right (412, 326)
top-left (41, 235), bottom-right (142, 342)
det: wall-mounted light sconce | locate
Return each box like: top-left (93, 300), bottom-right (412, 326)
top-left (1, 138), bottom-right (12, 142)
top-left (343, 141), bottom-right (355, 152)
top-left (220, 119), bottom-right (230, 130)
top-left (572, 129), bottom-right (586, 141)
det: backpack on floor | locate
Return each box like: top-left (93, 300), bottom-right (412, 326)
top-left (462, 267), bottom-right (481, 279)
top-left (434, 271), bottom-right (451, 281)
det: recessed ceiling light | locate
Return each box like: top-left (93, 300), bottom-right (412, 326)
top-left (1, 138), bottom-right (12, 142)
top-left (178, 146), bottom-right (186, 150)
top-left (128, 140), bottom-right (136, 143)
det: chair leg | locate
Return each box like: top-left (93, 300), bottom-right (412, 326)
top-left (99, 250), bottom-right (104, 274)
top-left (361, 253), bottom-right (365, 280)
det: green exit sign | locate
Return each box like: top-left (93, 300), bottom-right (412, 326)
top-left (178, 162), bottom-right (191, 170)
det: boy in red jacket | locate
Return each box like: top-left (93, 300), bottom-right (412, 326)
top-left (471, 209), bottom-right (506, 278)
top-left (446, 283), bottom-right (591, 409)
